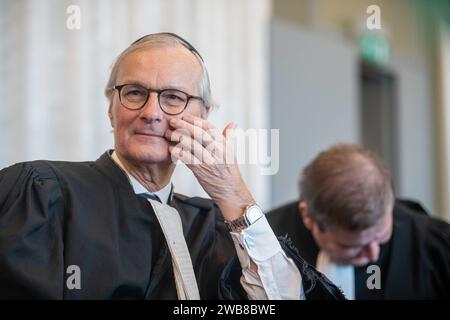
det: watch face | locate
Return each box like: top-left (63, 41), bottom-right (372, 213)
top-left (246, 206), bottom-right (263, 224)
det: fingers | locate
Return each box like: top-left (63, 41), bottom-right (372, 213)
top-left (223, 122), bottom-right (236, 140)
top-left (166, 115), bottom-right (236, 165)
top-left (166, 116), bottom-right (222, 146)
top-left (169, 144), bottom-right (201, 165)
top-left (176, 134), bottom-right (216, 164)
top-left (182, 115), bottom-right (216, 131)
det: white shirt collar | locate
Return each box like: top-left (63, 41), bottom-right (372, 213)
top-left (316, 250), bottom-right (355, 300)
top-left (111, 150), bottom-right (172, 204)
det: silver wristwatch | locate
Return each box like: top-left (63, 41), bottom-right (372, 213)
top-left (225, 204), bottom-right (264, 233)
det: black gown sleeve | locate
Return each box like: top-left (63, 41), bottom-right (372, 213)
top-left (218, 234), bottom-right (346, 300)
top-left (0, 161), bottom-right (65, 299)
top-left (425, 217), bottom-right (450, 299)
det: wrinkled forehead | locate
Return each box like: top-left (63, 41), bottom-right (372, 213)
top-left (116, 45), bottom-right (203, 91)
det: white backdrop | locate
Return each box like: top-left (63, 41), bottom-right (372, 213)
top-left (0, 0), bottom-right (272, 209)
top-left (437, 22), bottom-right (450, 221)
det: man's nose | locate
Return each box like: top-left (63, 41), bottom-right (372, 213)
top-left (140, 93), bottom-right (163, 120)
top-left (365, 242), bottom-right (380, 262)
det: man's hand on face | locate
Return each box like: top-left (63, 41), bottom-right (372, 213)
top-left (165, 115), bottom-right (255, 220)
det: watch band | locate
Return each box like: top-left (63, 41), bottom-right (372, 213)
top-left (225, 214), bottom-right (249, 232)
top-left (224, 204), bottom-right (263, 232)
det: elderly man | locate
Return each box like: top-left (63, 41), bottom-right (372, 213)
top-left (0, 33), bottom-right (343, 300)
top-left (267, 144), bottom-right (450, 299)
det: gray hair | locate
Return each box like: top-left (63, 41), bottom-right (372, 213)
top-left (104, 33), bottom-right (216, 110)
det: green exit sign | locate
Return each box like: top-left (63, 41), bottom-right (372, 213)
top-left (359, 32), bottom-right (390, 65)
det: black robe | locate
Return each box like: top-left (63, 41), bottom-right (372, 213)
top-left (0, 151), bottom-right (344, 300)
top-left (266, 200), bottom-right (450, 299)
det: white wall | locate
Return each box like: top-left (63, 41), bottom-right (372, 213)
top-left (391, 56), bottom-right (437, 214)
top-left (436, 23), bottom-right (450, 221)
top-left (270, 18), bottom-right (360, 208)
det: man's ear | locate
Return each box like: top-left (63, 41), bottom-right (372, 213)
top-left (299, 201), bottom-right (314, 231)
top-left (108, 104), bottom-right (114, 128)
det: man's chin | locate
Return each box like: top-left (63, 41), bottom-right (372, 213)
top-left (142, 152), bottom-right (172, 164)
top-left (124, 147), bottom-right (171, 165)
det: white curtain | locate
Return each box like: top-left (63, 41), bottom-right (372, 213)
top-left (437, 21), bottom-right (450, 222)
top-left (0, 0), bottom-right (272, 209)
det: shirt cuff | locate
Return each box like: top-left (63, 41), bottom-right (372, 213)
top-left (230, 215), bottom-right (282, 261)
top-left (229, 215), bottom-right (303, 300)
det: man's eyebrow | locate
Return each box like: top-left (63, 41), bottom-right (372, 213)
top-left (115, 80), bottom-right (148, 87)
top-left (164, 85), bottom-right (197, 93)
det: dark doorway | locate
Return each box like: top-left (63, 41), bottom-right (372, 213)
top-left (360, 62), bottom-right (399, 188)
